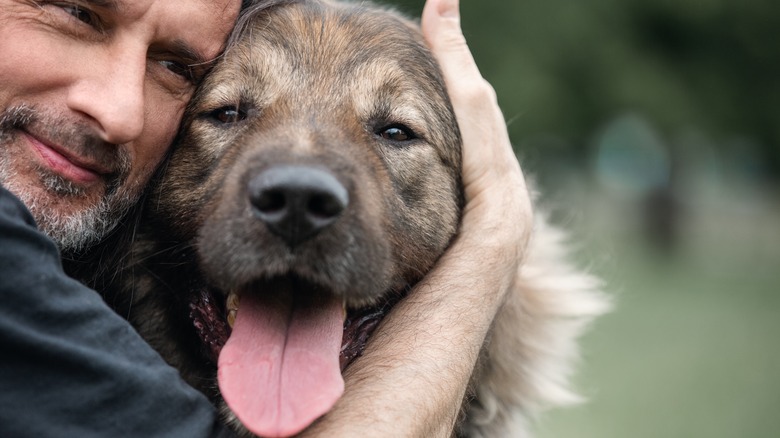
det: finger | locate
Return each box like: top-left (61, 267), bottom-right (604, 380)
top-left (421, 0), bottom-right (483, 89)
top-left (421, 0), bottom-right (531, 231)
top-left (422, 0), bottom-right (514, 191)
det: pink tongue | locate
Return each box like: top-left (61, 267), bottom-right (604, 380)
top-left (217, 285), bottom-right (345, 438)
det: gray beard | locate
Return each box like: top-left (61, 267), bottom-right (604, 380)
top-left (0, 106), bottom-right (136, 254)
top-left (0, 156), bottom-right (135, 253)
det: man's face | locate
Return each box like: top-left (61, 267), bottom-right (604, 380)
top-left (0, 0), bottom-right (240, 252)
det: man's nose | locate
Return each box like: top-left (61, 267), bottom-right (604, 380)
top-left (66, 42), bottom-right (146, 145)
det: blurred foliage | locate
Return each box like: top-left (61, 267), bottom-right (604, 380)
top-left (389, 0), bottom-right (780, 181)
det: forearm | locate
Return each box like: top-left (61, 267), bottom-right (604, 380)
top-left (0, 186), bottom-right (232, 438)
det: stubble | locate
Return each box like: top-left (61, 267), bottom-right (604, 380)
top-left (0, 104), bottom-right (137, 253)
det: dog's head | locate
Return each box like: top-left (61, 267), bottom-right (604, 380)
top-left (152, 0), bottom-right (462, 435)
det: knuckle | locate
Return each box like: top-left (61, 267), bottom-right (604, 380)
top-left (454, 78), bottom-right (498, 108)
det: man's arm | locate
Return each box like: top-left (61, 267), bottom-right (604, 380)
top-left (0, 186), bottom-right (235, 438)
top-left (300, 0), bottom-right (533, 435)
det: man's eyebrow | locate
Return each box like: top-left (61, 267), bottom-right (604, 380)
top-left (168, 39), bottom-right (213, 67)
top-left (83, 0), bottom-right (119, 10)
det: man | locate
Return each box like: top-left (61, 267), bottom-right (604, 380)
top-left (0, 0), bottom-right (532, 436)
top-left (0, 0), bottom-right (240, 253)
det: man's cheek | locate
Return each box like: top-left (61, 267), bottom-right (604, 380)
top-left (143, 101), bottom-right (187, 162)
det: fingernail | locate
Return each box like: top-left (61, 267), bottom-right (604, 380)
top-left (438, 0), bottom-right (459, 18)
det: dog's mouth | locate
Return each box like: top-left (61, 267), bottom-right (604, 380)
top-left (188, 275), bottom-right (404, 437)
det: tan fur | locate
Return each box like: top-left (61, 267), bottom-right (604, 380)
top-left (462, 208), bottom-right (609, 436)
top-left (69, 1), bottom-right (609, 437)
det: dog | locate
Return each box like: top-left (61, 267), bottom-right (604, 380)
top-left (68, 0), bottom-right (608, 436)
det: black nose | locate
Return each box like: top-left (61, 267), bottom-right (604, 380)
top-left (248, 165), bottom-right (349, 247)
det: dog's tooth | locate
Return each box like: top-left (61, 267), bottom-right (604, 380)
top-left (227, 309), bottom-right (237, 328)
top-left (227, 292), bottom-right (240, 312)
top-left (226, 293), bottom-right (240, 328)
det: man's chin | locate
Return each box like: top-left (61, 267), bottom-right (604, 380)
top-left (36, 200), bottom-right (122, 253)
top-left (4, 176), bottom-right (135, 253)
top-left (0, 105), bottom-right (139, 252)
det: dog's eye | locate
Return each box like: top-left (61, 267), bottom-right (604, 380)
top-left (208, 106), bottom-right (248, 124)
top-left (378, 125), bottom-right (416, 142)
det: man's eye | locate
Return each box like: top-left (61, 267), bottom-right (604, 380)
top-left (158, 60), bottom-right (195, 82)
top-left (64, 6), bottom-right (91, 23)
top-left (56, 3), bottom-right (96, 26)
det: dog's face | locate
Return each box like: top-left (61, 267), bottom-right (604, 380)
top-left (150, 1), bottom-right (462, 436)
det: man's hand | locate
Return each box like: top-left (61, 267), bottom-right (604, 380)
top-left (423, 0), bottom-right (533, 264)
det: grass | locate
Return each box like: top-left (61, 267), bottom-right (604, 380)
top-left (535, 182), bottom-right (780, 438)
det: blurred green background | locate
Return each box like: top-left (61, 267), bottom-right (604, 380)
top-left (388, 0), bottom-right (780, 436)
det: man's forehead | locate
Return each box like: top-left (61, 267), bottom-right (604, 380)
top-left (86, 0), bottom-right (238, 15)
top-left (106, 0), bottom-right (241, 61)
top-left (188, 0), bottom-right (243, 61)
top-left (102, 0), bottom-right (240, 35)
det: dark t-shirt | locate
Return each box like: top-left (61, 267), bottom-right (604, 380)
top-left (0, 186), bottom-right (234, 437)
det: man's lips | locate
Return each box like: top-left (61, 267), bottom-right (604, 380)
top-left (23, 132), bottom-right (111, 184)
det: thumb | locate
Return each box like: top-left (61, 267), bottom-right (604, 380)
top-left (421, 0), bottom-right (482, 86)
top-left (421, 0), bottom-right (532, 235)
top-left (421, 0), bottom-right (512, 199)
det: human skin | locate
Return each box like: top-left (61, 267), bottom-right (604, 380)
top-left (0, 0), bottom-right (532, 436)
top-left (299, 0), bottom-right (533, 436)
top-left (0, 0), bottom-right (240, 251)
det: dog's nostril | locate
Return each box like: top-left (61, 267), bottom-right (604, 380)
top-left (308, 193), bottom-right (344, 219)
top-left (254, 189), bottom-right (286, 214)
top-left (248, 165), bottom-right (349, 247)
